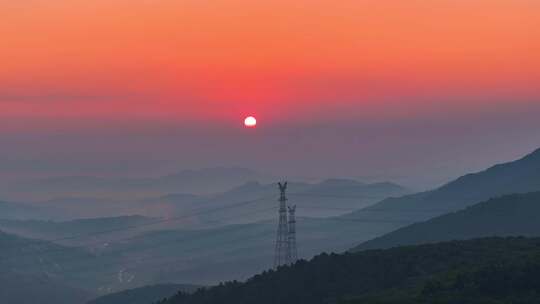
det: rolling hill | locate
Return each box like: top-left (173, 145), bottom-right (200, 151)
top-left (5, 148), bottom-right (540, 295)
top-left (0, 178), bottom-right (409, 291)
top-left (0, 178), bottom-right (408, 225)
top-left (0, 230), bottom-right (92, 272)
top-left (92, 216), bottom-right (386, 286)
top-left (190, 179), bottom-right (409, 227)
top-left (158, 237), bottom-right (540, 304)
top-left (352, 191), bottom-right (540, 251)
top-left (0, 167), bottom-right (272, 201)
top-left (0, 199), bottom-right (63, 220)
top-left (0, 271), bottom-right (93, 304)
top-left (0, 215), bottom-right (157, 247)
top-left (0, 230), bottom-right (100, 303)
top-left (342, 147), bottom-right (540, 232)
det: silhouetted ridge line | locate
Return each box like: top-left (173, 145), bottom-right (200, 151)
top-left (158, 237), bottom-right (540, 304)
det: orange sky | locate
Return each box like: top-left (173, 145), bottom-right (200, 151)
top-left (0, 0), bottom-right (540, 186)
top-left (0, 0), bottom-right (539, 123)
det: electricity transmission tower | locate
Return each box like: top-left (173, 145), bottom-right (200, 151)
top-left (274, 182), bottom-right (289, 268)
top-left (287, 205), bottom-right (297, 264)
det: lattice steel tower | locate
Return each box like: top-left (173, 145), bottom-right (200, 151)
top-left (287, 205), bottom-right (297, 264)
top-left (274, 182), bottom-right (289, 268)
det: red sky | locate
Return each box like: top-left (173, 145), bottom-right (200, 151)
top-left (0, 0), bottom-right (539, 187)
top-left (1, 0), bottom-right (539, 122)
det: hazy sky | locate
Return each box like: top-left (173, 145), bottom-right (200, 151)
top-left (0, 0), bottom-right (539, 189)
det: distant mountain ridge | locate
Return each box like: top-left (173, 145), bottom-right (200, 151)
top-left (352, 191), bottom-right (540, 251)
top-left (0, 177), bottom-right (408, 291)
top-left (5, 149), bottom-right (540, 296)
top-left (0, 178), bottom-right (409, 290)
top-left (0, 199), bottom-right (63, 220)
top-left (0, 178), bottom-right (408, 224)
top-left (0, 215), bottom-right (157, 245)
top-left (190, 179), bottom-right (409, 226)
top-left (1, 167), bottom-right (272, 201)
top-left (343, 147), bottom-right (540, 225)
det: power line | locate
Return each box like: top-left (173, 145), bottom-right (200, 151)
top-left (1, 190), bottom-right (450, 264)
top-left (55, 226), bottom-right (278, 278)
top-left (0, 196), bottom-right (278, 263)
top-left (38, 195), bottom-right (275, 243)
top-left (297, 216), bottom-right (415, 224)
top-left (1, 190), bottom-right (388, 246)
top-left (2, 202), bottom-right (416, 276)
top-left (357, 208), bottom-right (452, 213)
top-left (1, 189), bottom-right (458, 275)
top-left (288, 192), bottom-right (390, 200)
top-left (28, 216), bottom-right (278, 280)
top-left (2, 202), bottom-right (356, 267)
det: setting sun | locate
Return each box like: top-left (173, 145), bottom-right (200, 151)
top-left (244, 116), bottom-right (257, 128)
top-left (1, 2), bottom-right (539, 302)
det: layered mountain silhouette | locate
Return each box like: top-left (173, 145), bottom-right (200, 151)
top-left (191, 179), bottom-right (409, 227)
top-left (0, 215), bottom-right (157, 246)
top-left (0, 178), bottom-right (408, 292)
top-left (0, 178), bottom-right (408, 224)
top-left (3, 149), bottom-right (540, 300)
top-left (343, 148), bottom-right (540, 225)
top-left (0, 199), bottom-right (63, 220)
top-left (352, 191), bottom-right (540, 251)
top-left (0, 230), bottom-right (99, 303)
top-left (1, 167), bottom-right (272, 201)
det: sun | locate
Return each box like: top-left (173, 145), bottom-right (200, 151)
top-left (244, 116), bottom-right (257, 128)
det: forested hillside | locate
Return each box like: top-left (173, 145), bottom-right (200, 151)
top-left (159, 237), bottom-right (540, 304)
top-left (87, 284), bottom-right (200, 304)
